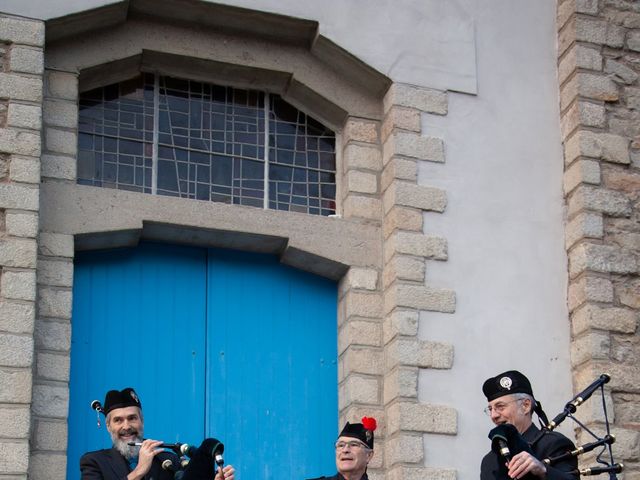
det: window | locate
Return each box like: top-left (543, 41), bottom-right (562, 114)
top-left (78, 73), bottom-right (337, 216)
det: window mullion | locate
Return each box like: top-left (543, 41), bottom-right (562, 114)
top-left (263, 92), bottom-right (270, 210)
top-left (152, 73), bottom-right (160, 195)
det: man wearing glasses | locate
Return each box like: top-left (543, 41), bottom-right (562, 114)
top-left (308, 417), bottom-right (377, 480)
top-left (481, 371), bottom-right (578, 480)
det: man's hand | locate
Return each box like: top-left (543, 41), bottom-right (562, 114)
top-left (127, 439), bottom-right (164, 480)
top-left (507, 451), bottom-right (547, 479)
top-left (215, 465), bottom-right (235, 480)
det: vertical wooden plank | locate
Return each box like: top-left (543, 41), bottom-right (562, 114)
top-left (207, 249), bottom-right (337, 480)
top-left (67, 243), bottom-right (207, 480)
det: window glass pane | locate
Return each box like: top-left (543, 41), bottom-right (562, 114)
top-left (77, 74), bottom-right (336, 215)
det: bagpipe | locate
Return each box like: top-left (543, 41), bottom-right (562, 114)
top-left (91, 400), bottom-right (224, 480)
top-left (488, 374), bottom-right (623, 478)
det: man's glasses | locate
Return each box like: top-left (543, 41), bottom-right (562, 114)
top-left (483, 398), bottom-right (522, 416)
top-left (335, 440), bottom-right (370, 451)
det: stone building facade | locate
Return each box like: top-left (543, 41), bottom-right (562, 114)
top-left (0, 1), bottom-right (637, 479)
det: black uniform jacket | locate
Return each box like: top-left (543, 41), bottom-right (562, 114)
top-left (481, 424), bottom-right (578, 480)
top-left (308, 473), bottom-right (369, 480)
top-left (80, 448), bottom-right (177, 480)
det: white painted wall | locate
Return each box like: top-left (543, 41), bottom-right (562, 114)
top-left (1, 0), bottom-right (574, 478)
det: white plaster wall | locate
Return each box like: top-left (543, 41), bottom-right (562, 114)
top-left (0, 0), bottom-right (575, 478)
top-left (417, 2), bottom-right (574, 480)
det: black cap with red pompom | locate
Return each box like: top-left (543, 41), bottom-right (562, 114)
top-left (338, 416), bottom-right (377, 449)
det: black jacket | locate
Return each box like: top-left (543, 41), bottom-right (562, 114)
top-left (481, 424), bottom-right (578, 480)
top-left (80, 448), bottom-right (178, 480)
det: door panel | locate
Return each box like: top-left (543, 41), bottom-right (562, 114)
top-left (207, 249), bottom-right (337, 480)
top-left (68, 244), bottom-right (207, 480)
top-left (68, 243), bottom-right (337, 480)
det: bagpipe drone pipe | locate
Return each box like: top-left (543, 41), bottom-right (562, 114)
top-left (488, 374), bottom-right (623, 478)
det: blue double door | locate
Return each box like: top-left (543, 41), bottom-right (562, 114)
top-left (68, 242), bottom-right (337, 480)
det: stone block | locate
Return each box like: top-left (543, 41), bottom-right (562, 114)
top-left (556, 1), bottom-right (574, 31)
top-left (384, 84), bottom-right (447, 115)
top-left (385, 433), bottom-right (424, 466)
top-left (385, 337), bottom-right (453, 369)
top-left (608, 427), bottom-right (640, 461)
top-left (32, 383), bottom-right (69, 418)
top-left (0, 441), bottom-right (29, 473)
top-left (383, 181), bottom-right (446, 214)
top-left (571, 304), bottom-right (638, 336)
top-left (342, 143), bottom-right (382, 172)
top-left (45, 128), bottom-right (77, 156)
top-left (383, 255), bottom-right (425, 289)
top-left (0, 128), bottom-right (40, 157)
top-left (43, 99), bottom-right (79, 129)
top-left (0, 72), bottom-right (42, 102)
top-left (383, 207), bottom-right (422, 238)
top-left (606, 59), bottom-right (639, 85)
top-left (36, 352), bottom-right (70, 382)
top-left (571, 331), bottom-right (610, 367)
top-left (576, 0), bottom-right (599, 15)
top-left (628, 30), bottom-right (640, 52)
top-left (386, 401), bottom-right (457, 435)
top-left (382, 106), bottom-right (421, 141)
top-left (0, 16), bottom-right (44, 46)
top-left (563, 159), bottom-right (600, 194)
top-left (5, 212), bottom-right (38, 238)
top-left (38, 232), bottom-right (74, 258)
top-left (33, 419), bottom-right (68, 451)
top-left (565, 212), bottom-right (603, 249)
top-left (617, 278), bottom-right (640, 310)
top-left (558, 44), bottom-right (603, 86)
top-left (9, 46), bottom-right (43, 75)
top-left (384, 132), bottom-right (444, 163)
top-left (0, 301), bottom-right (34, 334)
top-left (0, 406), bottom-right (29, 438)
top-left (385, 283), bottom-right (456, 314)
top-left (34, 319), bottom-right (70, 352)
top-left (45, 70), bottom-right (78, 100)
top-left (29, 452), bottom-right (66, 480)
top-left (569, 243), bottom-right (638, 277)
top-left (338, 319), bottom-right (381, 353)
top-left (384, 367), bottom-right (419, 403)
top-left (345, 267), bottom-right (378, 291)
top-left (578, 73), bottom-right (619, 102)
top-left (0, 368), bottom-right (31, 402)
top-left (342, 195), bottom-right (381, 221)
top-left (9, 156), bottom-right (40, 184)
top-left (567, 275), bottom-right (614, 311)
top-left (37, 259), bottom-right (74, 288)
top-left (565, 130), bottom-right (630, 165)
top-left (344, 291), bottom-right (383, 319)
top-left (567, 185), bottom-right (632, 218)
top-left (561, 102), bottom-right (605, 138)
top-left (1, 269), bottom-right (36, 301)
top-left (383, 310), bottom-right (419, 345)
top-left (340, 375), bottom-right (379, 407)
top-left (613, 393), bottom-right (640, 426)
top-left (387, 466), bottom-right (456, 480)
top-left (40, 153), bottom-right (76, 181)
top-left (0, 238), bottom-right (37, 268)
top-left (347, 170), bottom-right (378, 194)
top-left (37, 287), bottom-right (72, 319)
top-left (344, 118), bottom-right (379, 144)
top-left (0, 333), bottom-right (32, 367)
top-left (341, 346), bottom-right (382, 376)
top-left (7, 103), bottom-right (41, 130)
top-left (381, 158), bottom-right (418, 192)
top-left (0, 184), bottom-right (38, 211)
top-left (384, 231), bottom-right (447, 263)
top-left (575, 17), bottom-right (606, 44)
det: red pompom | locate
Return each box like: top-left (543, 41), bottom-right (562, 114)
top-left (362, 416), bottom-right (377, 431)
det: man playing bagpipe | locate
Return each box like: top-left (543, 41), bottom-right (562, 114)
top-left (80, 387), bottom-right (235, 480)
top-left (481, 371), bottom-right (579, 480)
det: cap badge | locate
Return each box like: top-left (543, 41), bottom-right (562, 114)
top-left (130, 390), bottom-right (139, 404)
top-left (365, 430), bottom-right (372, 442)
top-left (499, 376), bottom-right (513, 390)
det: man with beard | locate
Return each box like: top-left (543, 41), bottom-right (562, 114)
top-left (80, 387), bottom-right (235, 480)
top-left (307, 416), bottom-right (376, 480)
top-left (480, 371), bottom-right (578, 480)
